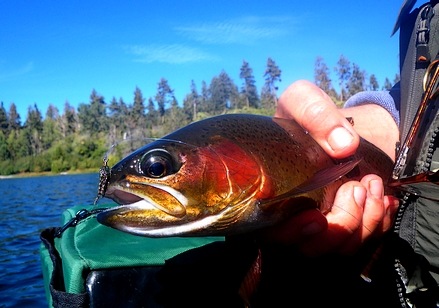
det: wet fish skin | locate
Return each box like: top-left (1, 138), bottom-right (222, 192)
top-left (97, 113), bottom-right (394, 237)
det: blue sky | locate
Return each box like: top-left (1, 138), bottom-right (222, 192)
top-left (1, 0), bottom-right (403, 122)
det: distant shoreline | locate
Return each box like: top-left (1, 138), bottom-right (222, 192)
top-left (0, 169), bottom-right (98, 179)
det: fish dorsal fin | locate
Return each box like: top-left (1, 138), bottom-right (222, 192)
top-left (257, 157), bottom-right (362, 210)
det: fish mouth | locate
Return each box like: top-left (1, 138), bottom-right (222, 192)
top-left (97, 181), bottom-right (194, 236)
top-left (109, 188), bottom-right (144, 204)
top-left (105, 180), bottom-right (188, 217)
top-left (97, 182), bottom-right (237, 237)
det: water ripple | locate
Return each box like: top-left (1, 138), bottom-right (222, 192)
top-left (0, 173), bottom-right (100, 307)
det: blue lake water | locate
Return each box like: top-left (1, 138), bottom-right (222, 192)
top-left (0, 173), bottom-right (105, 307)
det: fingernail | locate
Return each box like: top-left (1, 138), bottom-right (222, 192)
top-left (369, 179), bottom-right (383, 199)
top-left (301, 221), bottom-right (323, 235)
top-left (328, 127), bottom-right (354, 151)
top-left (354, 185), bottom-right (366, 207)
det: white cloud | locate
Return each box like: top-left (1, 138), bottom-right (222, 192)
top-left (124, 15), bottom-right (295, 64)
top-left (125, 44), bottom-right (219, 64)
top-left (175, 15), bottom-right (291, 45)
top-left (0, 62), bottom-right (34, 82)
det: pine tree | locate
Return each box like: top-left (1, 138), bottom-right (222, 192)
top-left (369, 74), bottom-right (379, 91)
top-left (209, 70), bottom-right (238, 112)
top-left (0, 131), bottom-right (9, 161)
top-left (346, 63), bottom-right (366, 98)
top-left (108, 97), bottom-right (128, 142)
top-left (314, 56), bottom-right (332, 94)
top-left (132, 87), bottom-right (145, 127)
top-left (25, 104), bottom-right (44, 155)
top-left (334, 55), bottom-right (351, 101)
top-left (183, 80), bottom-right (199, 121)
top-left (146, 97), bottom-right (157, 128)
top-left (155, 78), bottom-right (174, 124)
top-left (383, 78), bottom-right (393, 90)
top-left (0, 102), bottom-right (9, 134)
top-left (59, 101), bottom-right (77, 137)
top-left (78, 89), bottom-right (108, 134)
top-left (239, 61), bottom-right (260, 108)
top-left (261, 57), bottom-right (281, 109)
top-left (42, 104), bottom-right (61, 150)
top-left (199, 81), bottom-right (210, 113)
top-left (8, 103), bottom-right (21, 131)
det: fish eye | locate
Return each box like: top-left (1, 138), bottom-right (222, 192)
top-left (139, 150), bottom-right (174, 178)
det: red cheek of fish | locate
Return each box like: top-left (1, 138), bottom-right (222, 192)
top-left (199, 138), bottom-right (273, 200)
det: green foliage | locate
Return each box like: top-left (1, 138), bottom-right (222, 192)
top-left (33, 153), bottom-right (52, 172)
top-left (0, 159), bottom-right (15, 175)
top-left (15, 156), bottom-right (32, 173)
top-left (229, 106), bottom-right (275, 116)
top-left (0, 131), bottom-right (9, 160)
top-left (42, 117), bottom-right (61, 150)
top-left (51, 158), bottom-right (68, 173)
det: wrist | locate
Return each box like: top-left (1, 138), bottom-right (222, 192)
top-left (340, 105), bottom-right (399, 161)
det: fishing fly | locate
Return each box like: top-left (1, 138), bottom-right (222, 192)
top-left (94, 155), bottom-right (111, 206)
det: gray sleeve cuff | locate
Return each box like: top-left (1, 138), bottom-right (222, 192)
top-left (343, 90), bottom-right (400, 126)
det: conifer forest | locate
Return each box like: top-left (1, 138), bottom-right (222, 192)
top-left (0, 56), bottom-right (399, 175)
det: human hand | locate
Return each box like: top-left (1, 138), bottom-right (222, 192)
top-left (263, 80), bottom-right (399, 256)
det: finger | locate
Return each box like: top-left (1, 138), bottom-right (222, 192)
top-left (335, 175), bottom-right (399, 255)
top-left (355, 175), bottom-right (398, 240)
top-left (335, 176), bottom-right (386, 254)
top-left (275, 80), bottom-right (359, 159)
top-left (359, 175), bottom-right (386, 238)
top-left (298, 182), bottom-right (366, 256)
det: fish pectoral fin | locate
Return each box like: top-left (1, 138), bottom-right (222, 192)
top-left (295, 156), bottom-right (362, 192)
top-left (258, 157), bottom-right (362, 210)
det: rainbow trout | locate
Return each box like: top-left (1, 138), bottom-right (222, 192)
top-left (96, 114), bottom-right (394, 237)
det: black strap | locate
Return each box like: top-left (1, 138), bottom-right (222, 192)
top-left (40, 228), bottom-right (88, 308)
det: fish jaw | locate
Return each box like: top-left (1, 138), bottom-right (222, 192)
top-left (98, 182), bottom-right (200, 237)
top-left (104, 179), bottom-right (189, 217)
top-left (97, 199), bottom-right (250, 237)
